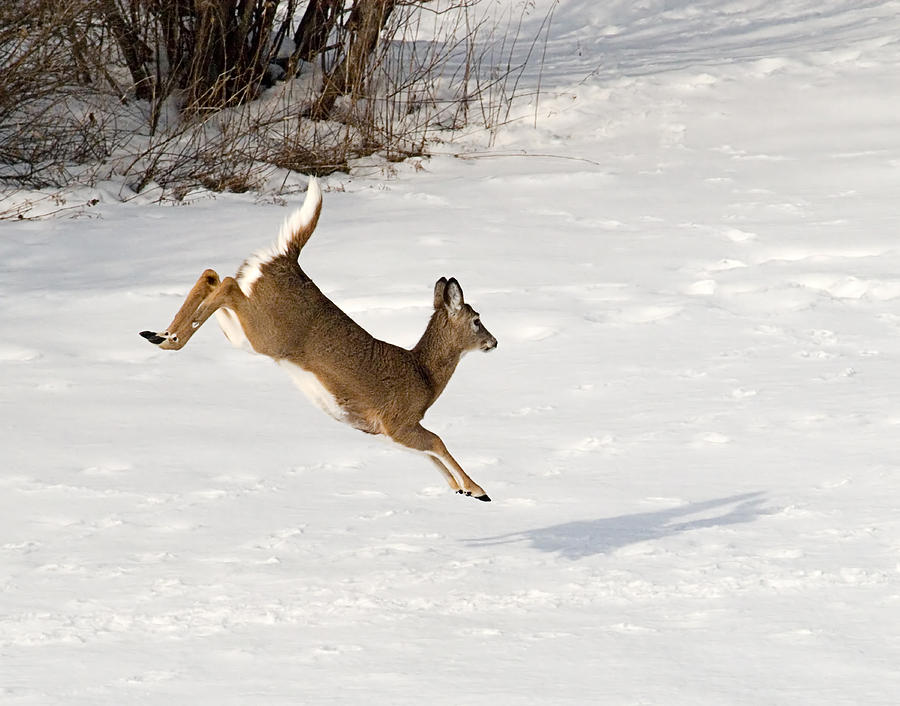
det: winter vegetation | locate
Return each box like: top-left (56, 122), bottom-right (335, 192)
top-left (0, 0), bottom-right (548, 202)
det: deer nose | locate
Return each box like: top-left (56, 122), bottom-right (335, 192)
top-left (483, 337), bottom-right (498, 351)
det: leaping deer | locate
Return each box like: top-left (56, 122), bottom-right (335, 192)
top-left (140, 179), bottom-right (497, 501)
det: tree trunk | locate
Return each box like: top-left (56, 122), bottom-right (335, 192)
top-left (292, 0), bottom-right (342, 64)
top-left (310, 0), bottom-right (396, 120)
top-left (181, 0), bottom-right (278, 112)
top-left (98, 0), bottom-right (154, 100)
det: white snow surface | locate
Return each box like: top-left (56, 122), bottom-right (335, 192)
top-left (3, 1), bottom-right (900, 703)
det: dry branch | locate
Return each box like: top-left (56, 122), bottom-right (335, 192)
top-left (0, 0), bottom-right (553, 195)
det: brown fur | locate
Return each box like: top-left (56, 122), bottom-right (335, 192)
top-left (140, 183), bottom-right (497, 500)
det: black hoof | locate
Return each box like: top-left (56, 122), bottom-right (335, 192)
top-left (457, 490), bottom-right (491, 502)
top-left (140, 330), bottom-right (166, 345)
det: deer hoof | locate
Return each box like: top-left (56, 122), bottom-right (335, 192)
top-left (457, 490), bottom-right (491, 502)
top-left (140, 330), bottom-right (166, 345)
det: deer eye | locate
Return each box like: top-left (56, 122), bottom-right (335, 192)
top-left (472, 318), bottom-right (481, 331)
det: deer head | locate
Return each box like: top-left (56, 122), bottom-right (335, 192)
top-left (431, 277), bottom-right (498, 354)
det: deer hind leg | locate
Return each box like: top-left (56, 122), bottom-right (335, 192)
top-left (140, 271), bottom-right (246, 351)
top-left (392, 424), bottom-right (490, 502)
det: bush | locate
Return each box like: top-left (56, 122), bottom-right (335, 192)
top-left (0, 0), bottom-right (550, 200)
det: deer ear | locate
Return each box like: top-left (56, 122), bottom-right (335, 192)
top-left (433, 277), bottom-right (448, 309)
top-left (443, 277), bottom-right (464, 314)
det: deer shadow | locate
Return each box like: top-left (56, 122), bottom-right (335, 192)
top-left (467, 492), bottom-right (769, 560)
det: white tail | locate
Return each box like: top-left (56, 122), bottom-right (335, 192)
top-left (140, 179), bottom-right (498, 501)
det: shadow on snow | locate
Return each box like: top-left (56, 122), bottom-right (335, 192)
top-left (467, 492), bottom-right (769, 560)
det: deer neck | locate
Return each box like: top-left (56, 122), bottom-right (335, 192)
top-left (413, 314), bottom-right (463, 401)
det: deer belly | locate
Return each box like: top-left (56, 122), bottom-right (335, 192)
top-left (215, 308), bottom-right (253, 352)
top-left (277, 360), bottom-right (353, 425)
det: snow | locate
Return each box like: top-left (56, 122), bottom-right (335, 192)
top-left (3, 1), bottom-right (900, 703)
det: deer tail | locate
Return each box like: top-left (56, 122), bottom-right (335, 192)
top-left (278, 177), bottom-right (322, 259)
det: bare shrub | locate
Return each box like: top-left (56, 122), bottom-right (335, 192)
top-left (0, 0), bottom-right (552, 203)
top-left (1, 1), bottom-right (98, 184)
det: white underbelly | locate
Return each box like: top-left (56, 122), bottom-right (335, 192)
top-left (277, 359), bottom-right (347, 423)
top-left (214, 308), bottom-right (254, 352)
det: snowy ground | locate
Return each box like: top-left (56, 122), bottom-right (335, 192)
top-left (3, 1), bottom-right (900, 703)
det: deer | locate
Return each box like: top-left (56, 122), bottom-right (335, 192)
top-left (140, 178), bottom-right (497, 501)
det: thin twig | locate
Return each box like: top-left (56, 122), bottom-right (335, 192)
top-left (448, 150), bottom-right (605, 167)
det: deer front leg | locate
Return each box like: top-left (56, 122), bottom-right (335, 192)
top-left (427, 456), bottom-right (462, 492)
top-left (392, 424), bottom-right (490, 502)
